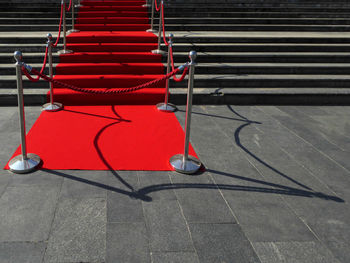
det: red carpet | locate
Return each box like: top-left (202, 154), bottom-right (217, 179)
top-left (6, 106), bottom-right (197, 170)
top-left (5, 0), bottom-right (200, 171)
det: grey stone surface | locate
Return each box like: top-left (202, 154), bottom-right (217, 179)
top-left (0, 105), bottom-right (350, 262)
top-left (190, 223), bottom-right (261, 263)
top-left (59, 170), bottom-right (109, 199)
top-left (0, 185), bottom-right (60, 242)
top-left (152, 251), bottom-right (200, 263)
top-left (143, 200), bottom-right (194, 252)
top-left (0, 242), bottom-right (46, 263)
top-left (138, 171), bottom-right (177, 201)
top-left (176, 105), bottom-right (316, 242)
top-left (170, 171), bottom-right (236, 223)
top-left (107, 222), bottom-right (150, 263)
top-left (253, 241), bottom-right (340, 263)
top-left (107, 170), bottom-right (144, 222)
top-left (44, 198), bottom-right (106, 263)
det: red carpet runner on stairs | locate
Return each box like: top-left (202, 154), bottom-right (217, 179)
top-left (5, 0), bottom-right (198, 171)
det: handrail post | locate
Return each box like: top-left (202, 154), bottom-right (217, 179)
top-left (170, 51), bottom-right (202, 174)
top-left (146, 0), bottom-right (156, 32)
top-left (58, 0), bottom-right (73, 54)
top-left (156, 33), bottom-right (177, 112)
top-left (42, 33), bottom-right (63, 112)
top-left (68, 0), bottom-right (80, 33)
top-left (8, 51), bottom-right (41, 174)
top-left (151, 0), bottom-right (166, 55)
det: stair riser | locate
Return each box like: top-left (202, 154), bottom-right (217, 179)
top-left (4, 25), bottom-right (350, 32)
top-left (2, 78), bottom-right (350, 89)
top-left (3, 12), bottom-right (350, 18)
top-left (3, 66), bottom-right (350, 75)
top-left (4, 45), bottom-right (350, 53)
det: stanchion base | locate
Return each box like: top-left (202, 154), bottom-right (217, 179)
top-left (146, 29), bottom-right (157, 33)
top-left (57, 49), bottom-right (73, 54)
top-left (68, 29), bottom-right (80, 34)
top-left (142, 4), bottom-right (150, 7)
top-left (9, 153), bottom-right (41, 174)
top-left (75, 4), bottom-right (83, 7)
top-left (42, 102), bottom-right (63, 112)
top-left (152, 49), bottom-right (167, 55)
top-left (156, 102), bottom-right (177, 112)
top-left (170, 154), bottom-right (201, 174)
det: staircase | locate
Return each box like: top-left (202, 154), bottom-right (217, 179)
top-left (1, 0), bottom-right (350, 105)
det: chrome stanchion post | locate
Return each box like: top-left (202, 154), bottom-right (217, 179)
top-left (170, 51), bottom-right (201, 174)
top-left (157, 33), bottom-right (177, 112)
top-left (152, 0), bottom-right (166, 55)
top-left (146, 0), bottom-right (156, 32)
top-left (9, 51), bottom-right (41, 174)
top-left (42, 33), bottom-right (63, 112)
top-left (58, 0), bottom-right (73, 54)
top-left (68, 0), bottom-right (80, 33)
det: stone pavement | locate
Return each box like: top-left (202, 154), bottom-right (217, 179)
top-left (0, 105), bottom-right (349, 263)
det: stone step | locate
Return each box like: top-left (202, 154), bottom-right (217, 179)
top-left (4, 17), bottom-right (350, 25)
top-left (4, 24), bottom-right (350, 32)
top-left (3, 62), bottom-right (350, 75)
top-left (3, 74), bottom-right (350, 89)
top-left (5, 43), bottom-right (350, 53)
top-left (3, 31), bottom-right (350, 44)
top-left (4, 51), bottom-right (350, 64)
top-left (2, 11), bottom-right (350, 19)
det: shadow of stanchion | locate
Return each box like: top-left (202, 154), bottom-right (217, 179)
top-left (92, 105), bottom-right (137, 193)
top-left (227, 105), bottom-right (313, 191)
top-left (41, 105), bottom-right (344, 204)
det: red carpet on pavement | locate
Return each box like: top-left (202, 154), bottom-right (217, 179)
top-left (5, 0), bottom-right (199, 171)
top-left (5, 106), bottom-right (197, 170)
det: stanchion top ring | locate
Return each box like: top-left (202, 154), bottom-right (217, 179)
top-left (47, 33), bottom-right (53, 41)
top-left (189, 51), bottom-right (197, 65)
top-left (14, 51), bottom-right (22, 62)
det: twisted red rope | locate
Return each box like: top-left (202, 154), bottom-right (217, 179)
top-left (52, 2), bottom-right (64, 48)
top-left (66, 0), bottom-right (72, 11)
top-left (154, 0), bottom-right (161, 12)
top-left (161, 3), bottom-right (169, 47)
top-left (169, 46), bottom-right (189, 82)
top-left (22, 46), bottom-right (49, 82)
top-left (22, 66), bottom-right (187, 95)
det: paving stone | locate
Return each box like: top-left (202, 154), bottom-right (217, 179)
top-left (0, 173), bottom-right (11, 198)
top-left (143, 200), bottom-right (194, 252)
top-left (170, 171), bottom-right (236, 223)
top-left (44, 198), bottom-right (106, 263)
top-left (152, 251), bottom-right (199, 263)
top-left (8, 169), bottom-right (63, 187)
top-left (138, 171), bottom-right (177, 201)
top-left (0, 185), bottom-right (60, 242)
top-left (106, 222), bottom-right (150, 263)
top-left (251, 106), bottom-right (350, 201)
top-left (253, 241), bottom-right (340, 263)
top-left (0, 242), bottom-right (46, 263)
top-left (181, 106), bottom-right (316, 242)
top-left (190, 223), bottom-right (261, 263)
top-left (59, 170), bottom-right (109, 199)
top-left (107, 189), bottom-right (144, 223)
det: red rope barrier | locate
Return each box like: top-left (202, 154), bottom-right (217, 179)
top-left (22, 46), bottom-right (49, 82)
top-left (161, 3), bottom-right (169, 47)
top-left (22, 65), bottom-right (188, 95)
top-left (169, 47), bottom-right (189, 82)
top-left (155, 0), bottom-right (161, 12)
top-left (52, 3), bottom-right (64, 48)
top-left (66, 0), bottom-right (72, 11)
